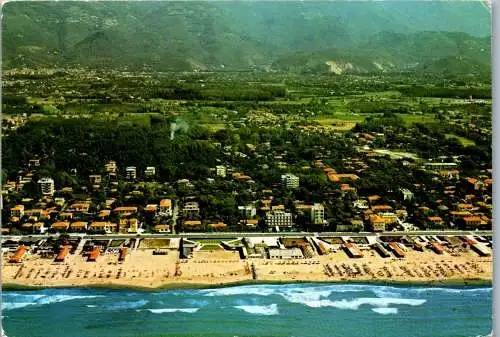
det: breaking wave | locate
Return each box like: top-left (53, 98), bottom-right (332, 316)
top-left (2, 295), bottom-right (103, 311)
top-left (372, 307), bottom-right (398, 315)
top-left (299, 297), bottom-right (426, 310)
top-left (143, 308), bottom-right (199, 314)
top-left (234, 304), bottom-right (279, 316)
top-left (105, 299), bottom-right (148, 310)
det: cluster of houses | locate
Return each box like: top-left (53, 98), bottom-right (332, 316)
top-left (2, 125), bottom-right (493, 235)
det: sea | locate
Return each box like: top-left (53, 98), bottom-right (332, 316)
top-left (1, 283), bottom-right (492, 337)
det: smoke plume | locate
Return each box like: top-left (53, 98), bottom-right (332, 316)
top-left (170, 118), bottom-right (189, 140)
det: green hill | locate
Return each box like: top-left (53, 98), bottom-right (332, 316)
top-left (2, 1), bottom-right (491, 73)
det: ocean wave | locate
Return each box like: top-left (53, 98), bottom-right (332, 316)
top-left (105, 299), bottom-right (148, 310)
top-left (234, 304), bottom-right (279, 316)
top-left (143, 308), bottom-right (199, 314)
top-left (2, 295), bottom-right (103, 311)
top-left (408, 287), bottom-right (492, 294)
top-left (201, 285), bottom-right (278, 297)
top-left (299, 297), bottom-right (426, 310)
top-left (372, 307), bottom-right (398, 315)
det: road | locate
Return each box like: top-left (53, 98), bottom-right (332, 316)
top-left (171, 202), bottom-right (179, 235)
top-left (1, 230), bottom-right (493, 241)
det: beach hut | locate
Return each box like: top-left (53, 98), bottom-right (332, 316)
top-left (343, 242), bottom-right (363, 258)
top-left (372, 242), bottom-right (390, 258)
top-left (471, 243), bottom-right (491, 257)
top-left (430, 242), bottom-right (444, 254)
top-left (88, 247), bottom-right (100, 262)
top-left (9, 245), bottom-right (27, 263)
top-left (389, 242), bottom-right (405, 258)
top-left (118, 248), bottom-right (127, 262)
top-left (55, 246), bottom-right (71, 262)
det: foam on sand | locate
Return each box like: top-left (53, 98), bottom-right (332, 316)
top-left (234, 304), bottom-right (279, 316)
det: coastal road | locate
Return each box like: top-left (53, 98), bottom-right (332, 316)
top-left (2, 230), bottom-right (492, 241)
top-left (172, 202), bottom-right (179, 235)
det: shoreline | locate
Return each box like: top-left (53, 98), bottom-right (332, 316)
top-left (2, 277), bottom-right (492, 292)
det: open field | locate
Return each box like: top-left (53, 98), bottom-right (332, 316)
top-left (445, 133), bottom-right (476, 147)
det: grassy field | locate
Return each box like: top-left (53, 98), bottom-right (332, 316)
top-left (199, 244), bottom-right (224, 251)
top-left (194, 239), bottom-right (233, 244)
top-left (396, 113), bottom-right (438, 125)
top-left (445, 133), bottom-right (476, 147)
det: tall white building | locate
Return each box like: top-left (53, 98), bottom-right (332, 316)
top-left (281, 173), bottom-right (299, 189)
top-left (311, 203), bottom-right (326, 225)
top-left (145, 167), bottom-right (156, 177)
top-left (216, 165), bottom-right (227, 178)
top-left (126, 166), bottom-right (137, 180)
top-left (38, 177), bottom-right (55, 196)
top-left (266, 210), bottom-right (293, 229)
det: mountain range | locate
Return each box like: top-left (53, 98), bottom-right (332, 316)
top-left (2, 1), bottom-right (492, 74)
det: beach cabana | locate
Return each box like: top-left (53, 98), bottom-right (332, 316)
top-left (88, 247), bottom-right (100, 262)
top-left (9, 245), bottom-right (28, 263)
top-left (55, 246), bottom-right (71, 262)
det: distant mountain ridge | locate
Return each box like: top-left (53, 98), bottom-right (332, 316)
top-left (2, 1), bottom-right (491, 74)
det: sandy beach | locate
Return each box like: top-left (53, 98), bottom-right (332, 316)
top-left (2, 248), bottom-right (492, 289)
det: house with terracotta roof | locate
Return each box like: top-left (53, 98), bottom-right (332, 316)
top-left (159, 199), bottom-right (172, 216)
top-left (240, 219), bottom-right (259, 228)
top-left (98, 210), bottom-right (111, 219)
top-left (59, 212), bottom-right (73, 220)
top-left (89, 221), bottom-right (117, 233)
top-left (462, 216), bottom-right (482, 229)
top-left (371, 205), bottom-right (393, 213)
top-left (144, 204), bottom-right (158, 213)
top-left (437, 170), bottom-right (460, 180)
top-left (70, 222), bottom-right (88, 231)
top-left (183, 220), bottom-right (202, 228)
top-left (70, 202), bottom-right (91, 213)
top-left (119, 218), bottom-right (139, 233)
top-left (10, 205), bottom-right (25, 218)
top-left (369, 215), bottom-right (386, 232)
top-left (114, 206), bottom-right (138, 215)
top-left (153, 224), bottom-right (171, 233)
top-left (465, 177), bottom-right (484, 191)
top-left (51, 221), bottom-right (70, 231)
top-left (457, 203), bottom-right (475, 212)
top-left (427, 216), bottom-right (444, 228)
top-left (208, 222), bottom-right (227, 230)
top-left (449, 211), bottom-right (472, 221)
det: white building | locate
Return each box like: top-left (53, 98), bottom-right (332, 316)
top-left (266, 210), bottom-right (293, 229)
top-left (37, 177), bottom-right (55, 196)
top-left (216, 165), bottom-right (227, 178)
top-left (126, 166), bottom-right (137, 180)
top-left (311, 203), bottom-right (326, 225)
top-left (269, 248), bottom-right (303, 259)
top-left (400, 188), bottom-right (414, 201)
top-left (281, 174), bottom-right (299, 189)
top-left (145, 167), bottom-right (156, 177)
top-left (183, 201), bottom-right (200, 216)
top-left (238, 205), bottom-right (257, 218)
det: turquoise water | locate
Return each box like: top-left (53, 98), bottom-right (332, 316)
top-left (2, 283), bottom-right (492, 337)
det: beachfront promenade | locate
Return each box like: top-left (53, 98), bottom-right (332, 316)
top-left (2, 230), bottom-right (493, 241)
